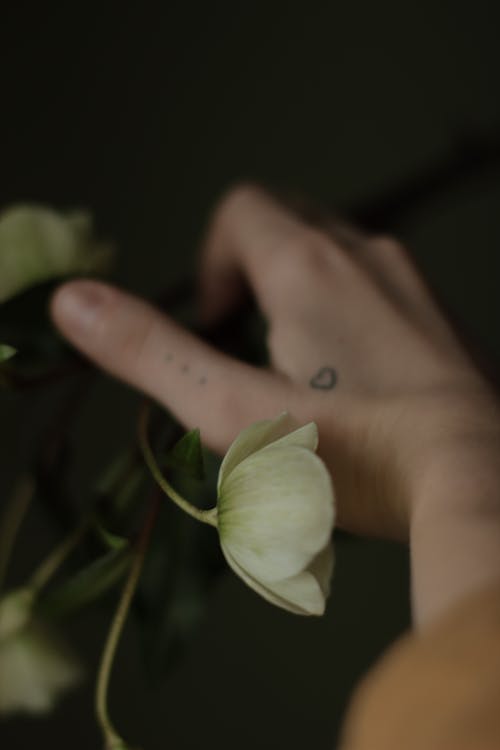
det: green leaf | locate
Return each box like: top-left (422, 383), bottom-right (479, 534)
top-left (0, 205), bottom-right (114, 303)
top-left (93, 517), bottom-right (129, 551)
top-left (94, 451), bottom-right (146, 515)
top-left (137, 503), bottom-right (224, 683)
top-left (0, 344), bottom-right (16, 363)
top-left (165, 429), bottom-right (205, 480)
top-left (39, 548), bottom-right (131, 617)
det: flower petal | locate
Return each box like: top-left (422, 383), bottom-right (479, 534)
top-left (0, 205), bottom-right (113, 303)
top-left (0, 637), bottom-right (52, 713)
top-left (218, 413), bottom-right (319, 493)
top-left (265, 571), bottom-right (327, 615)
top-left (221, 542), bottom-right (327, 615)
top-left (307, 543), bottom-right (335, 599)
top-left (0, 588), bottom-right (35, 640)
top-left (218, 444), bottom-right (335, 583)
top-left (0, 623), bottom-right (81, 715)
top-left (217, 412), bottom-right (297, 492)
top-left (263, 421), bottom-right (318, 452)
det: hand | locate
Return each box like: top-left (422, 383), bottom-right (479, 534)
top-left (50, 186), bottom-right (500, 622)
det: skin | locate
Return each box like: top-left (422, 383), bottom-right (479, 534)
top-left (50, 185), bottom-right (500, 745)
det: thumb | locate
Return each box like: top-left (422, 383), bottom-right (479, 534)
top-left (50, 280), bottom-right (291, 453)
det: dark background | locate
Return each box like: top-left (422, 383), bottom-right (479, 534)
top-left (0, 1), bottom-right (499, 748)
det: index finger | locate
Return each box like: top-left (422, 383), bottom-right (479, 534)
top-left (198, 185), bottom-right (331, 324)
top-left (50, 280), bottom-right (294, 454)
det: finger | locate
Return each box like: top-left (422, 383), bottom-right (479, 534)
top-left (355, 236), bottom-right (459, 342)
top-left (200, 185), bottom-right (441, 334)
top-left (321, 218), bottom-right (432, 312)
top-left (317, 213), bottom-right (458, 343)
top-left (315, 212), bottom-right (440, 322)
top-left (265, 189), bottom-right (368, 250)
top-left (319, 215), bottom-right (369, 250)
top-left (198, 184), bottom-right (335, 324)
top-left (50, 280), bottom-right (294, 453)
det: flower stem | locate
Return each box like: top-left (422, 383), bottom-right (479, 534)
top-left (29, 517), bottom-right (90, 593)
top-left (95, 498), bottom-right (159, 749)
top-left (138, 402), bottom-right (217, 528)
top-left (0, 475), bottom-right (35, 593)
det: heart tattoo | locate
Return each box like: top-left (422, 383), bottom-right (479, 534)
top-left (309, 366), bottom-right (338, 390)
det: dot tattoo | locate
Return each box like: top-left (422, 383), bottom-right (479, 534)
top-left (165, 352), bottom-right (206, 385)
top-left (309, 366), bottom-right (338, 391)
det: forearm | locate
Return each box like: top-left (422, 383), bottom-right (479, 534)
top-left (410, 443), bottom-right (500, 627)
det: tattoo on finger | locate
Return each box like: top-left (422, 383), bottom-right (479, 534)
top-left (165, 352), bottom-right (207, 386)
top-left (309, 366), bottom-right (338, 390)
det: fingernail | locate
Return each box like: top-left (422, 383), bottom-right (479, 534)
top-left (53, 281), bottom-right (108, 331)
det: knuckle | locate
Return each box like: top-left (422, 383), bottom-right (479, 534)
top-left (271, 228), bottom-right (333, 283)
top-left (260, 229), bottom-right (335, 315)
top-left (213, 183), bottom-right (266, 225)
top-left (303, 229), bottom-right (336, 270)
top-left (369, 234), bottom-right (406, 256)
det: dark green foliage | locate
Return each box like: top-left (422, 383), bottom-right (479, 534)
top-left (165, 429), bottom-right (205, 481)
top-left (39, 548), bottom-right (132, 618)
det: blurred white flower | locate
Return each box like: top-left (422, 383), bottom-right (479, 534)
top-left (216, 413), bottom-right (335, 615)
top-left (0, 344), bottom-right (16, 363)
top-left (0, 587), bottom-right (82, 715)
top-left (0, 204), bottom-right (113, 302)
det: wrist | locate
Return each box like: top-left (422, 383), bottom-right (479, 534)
top-left (405, 379), bottom-right (500, 520)
top-left (409, 434), bottom-right (500, 627)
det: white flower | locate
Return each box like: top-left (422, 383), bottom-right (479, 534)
top-left (0, 587), bottom-right (82, 715)
top-left (216, 413), bottom-right (335, 615)
top-left (0, 205), bottom-right (113, 303)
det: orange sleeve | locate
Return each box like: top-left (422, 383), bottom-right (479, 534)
top-left (340, 581), bottom-right (500, 750)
